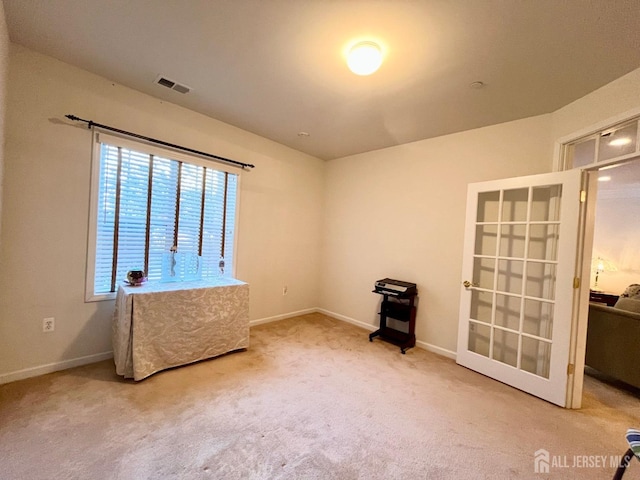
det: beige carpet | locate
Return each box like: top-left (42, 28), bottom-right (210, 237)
top-left (1, 313), bottom-right (639, 479)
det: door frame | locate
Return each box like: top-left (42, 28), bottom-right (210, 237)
top-left (564, 171), bottom-right (597, 409)
top-left (554, 107), bottom-right (640, 408)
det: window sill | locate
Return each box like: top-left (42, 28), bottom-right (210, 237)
top-left (85, 291), bottom-right (117, 303)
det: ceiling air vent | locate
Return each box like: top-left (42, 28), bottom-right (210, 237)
top-left (154, 75), bottom-right (192, 94)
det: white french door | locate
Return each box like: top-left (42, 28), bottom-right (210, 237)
top-left (456, 170), bottom-right (583, 407)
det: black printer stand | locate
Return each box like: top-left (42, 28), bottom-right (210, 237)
top-left (369, 291), bottom-right (417, 354)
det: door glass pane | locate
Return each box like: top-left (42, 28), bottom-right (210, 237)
top-left (599, 122), bottom-right (638, 161)
top-left (468, 322), bottom-right (491, 357)
top-left (501, 188), bottom-right (529, 222)
top-left (494, 294), bottom-right (520, 330)
top-left (477, 191), bottom-right (500, 222)
top-left (499, 224), bottom-right (526, 258)
top-left (565, 137), bottom-right (596, 169)
top-left (523, 299), bottom-right (554, 339)
top-left (525, 262), bottom-right (556, 300)
top-left (528, 224), bottom-right (559, 261)
top-left (472, 257), bottom-right (495, 289)
top-left (492, 328), bottom-right (518, 367)
top-left (475, 225), bottom-right (497, 255)
top-left (528, 224), bottom-right (560, 261)
top-left (531, 185), bottom-right (562, 222)
top-left (521, 337), bottom-right (551, 378)
top-left (470, 290), bottom-right (493, 323)
top-left (497, 259), bottom-right (523, 294)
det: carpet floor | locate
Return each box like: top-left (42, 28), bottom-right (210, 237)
top-left (1, 312), bottom-right (639, 479)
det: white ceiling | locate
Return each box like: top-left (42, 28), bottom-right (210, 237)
top-left (4, 0), bottom-right (640, 160)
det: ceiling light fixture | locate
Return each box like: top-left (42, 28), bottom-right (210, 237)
top-left (608, 137), bottom-right (632, 147)
top-left (347, 41), bottom-right (383, 76)
top-left (598, 175), bottom-right (611, 182)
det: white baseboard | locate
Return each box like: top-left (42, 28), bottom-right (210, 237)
top-left (1, 308), bottom-right (456, 385)
top-left (319, 308), bottom-right (457, 360)
top-left (316, 308), bottom-right (377, 332)
top-left (249, 308), bottom-right (318, 327)
top-left (415, 340), bottom-right (457, 360)
top-left (0, 351), bottom-right (114, 385)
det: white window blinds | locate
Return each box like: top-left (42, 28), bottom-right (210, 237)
top-left (90, 133), bottom-right (238, 297)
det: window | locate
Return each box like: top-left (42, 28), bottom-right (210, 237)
top-left (86, 132), bottom-right (239, 300)
top-left (562, 116), bottom-right (640, 170)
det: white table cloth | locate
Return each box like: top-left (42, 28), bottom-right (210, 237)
top-left (112, 278), bottom-right (249, 381)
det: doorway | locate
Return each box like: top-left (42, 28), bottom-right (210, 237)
top-left (456, 116), bottom-right (640, 409)
top-left (581, 159), bottom-right (640, 402)
top-left (589, 160), bottom-right (640, 295)
top-left (560, 115), bottom-right (640, 408)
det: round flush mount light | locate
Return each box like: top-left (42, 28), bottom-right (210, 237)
top-left (347, 41), bottom-right (383, 76)
top-left (470, 81), bottom-right (485, 89)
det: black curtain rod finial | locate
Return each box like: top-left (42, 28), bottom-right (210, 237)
top-left (66, 114), bottom-right (92, 129)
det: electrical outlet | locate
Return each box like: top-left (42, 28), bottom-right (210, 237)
top-left (43, 317), bottom-right (55, 332)
top-left (283, 286), bottom-right (288, 296)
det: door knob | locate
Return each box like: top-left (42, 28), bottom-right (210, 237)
top-left (463, 280), bottom-right (478, 288)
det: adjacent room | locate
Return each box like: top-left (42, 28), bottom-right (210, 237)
top-left (585, 160), bottom-right (640, 390)
top-left (1, 1), bottom-right (640, 478)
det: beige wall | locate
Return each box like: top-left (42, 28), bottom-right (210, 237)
top-left (320, 115), bottom-right (553, 354)
top-left (0, 45), bottom-right (324, 379)
top-left (0, 2), bottom-right (8, 244)
top-left (590, 187), bottom-right (640, 295)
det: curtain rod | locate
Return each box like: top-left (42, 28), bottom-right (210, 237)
top-left (65, 114), bottom-right (255, 170)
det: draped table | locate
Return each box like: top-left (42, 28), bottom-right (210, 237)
top-left (112, 278), bottom-right (249, 381)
